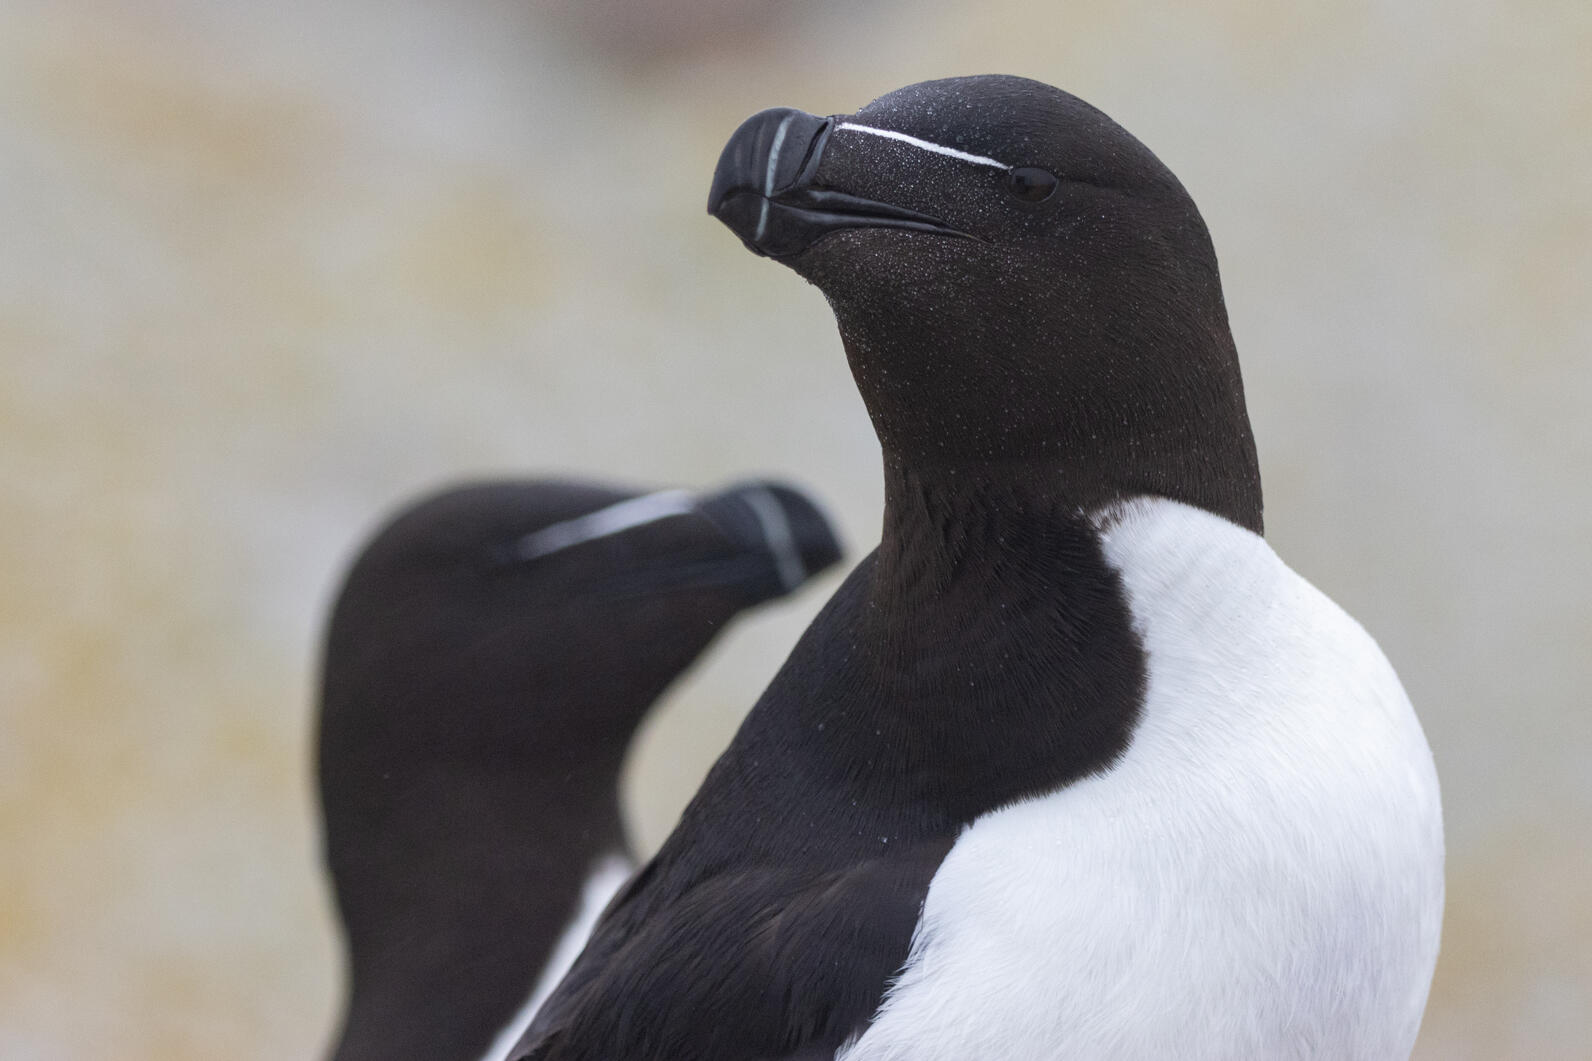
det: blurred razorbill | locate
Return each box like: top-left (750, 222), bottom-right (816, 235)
top-left (317, 477), bottom-right (842, 1061)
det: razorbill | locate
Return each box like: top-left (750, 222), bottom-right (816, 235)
top-left (509, 75), bottom-right (1444, 1061)
top-left (316, 477), bottom-right (842, 1061)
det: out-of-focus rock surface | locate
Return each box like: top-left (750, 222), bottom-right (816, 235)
top-left (1, 0), bottom-right (1586, 1056)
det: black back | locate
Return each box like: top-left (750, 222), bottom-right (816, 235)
top-left (318, 478), bottom-right (840, 1061)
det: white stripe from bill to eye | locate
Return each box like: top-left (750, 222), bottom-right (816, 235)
top-left (737, 486), bottom-right (806, 592)
top-left (755, 113), bottom-right (796, 241)
top-left (835, 123), bottom-right (1010, 170)
top-left (511, 489), bottom-right (696, 562)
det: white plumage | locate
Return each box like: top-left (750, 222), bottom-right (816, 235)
top-left (840, 497), bottom-right (1443, 1060)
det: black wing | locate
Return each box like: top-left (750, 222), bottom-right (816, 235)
top-left (509, 826), bottom-right (950, 1061)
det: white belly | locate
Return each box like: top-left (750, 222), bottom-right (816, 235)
top-left (839, 498), bottom-right (1444, 1061)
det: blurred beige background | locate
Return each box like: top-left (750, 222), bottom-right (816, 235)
top-left (2, 0), bottom-right (1588, 1057)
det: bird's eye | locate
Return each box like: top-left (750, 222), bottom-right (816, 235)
top-left (1006, 166), bottom-right (1059, 203)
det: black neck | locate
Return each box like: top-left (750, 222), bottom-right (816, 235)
top-left (841, 337), bottom-right (1263, 538)
top-left (747, 458), bottom-right (1148, 829)
top-left (823, 199), bottom-right (1264, 535)
top-left (324, 757), bottom-right (624, 1061)
top-left (875, 455), bottom-right (1090, 581)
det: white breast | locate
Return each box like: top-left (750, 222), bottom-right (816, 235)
top-left (838, 497), bottom-right (1444, 1061)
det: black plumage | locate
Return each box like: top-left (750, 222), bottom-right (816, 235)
top-left (318, 478), bottom-right (841, 1061)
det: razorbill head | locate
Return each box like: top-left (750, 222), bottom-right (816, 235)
top-left (709, 76), bottom-right (1260, 530)
top-left (317, 478), bottom-right (841, 1061)
top-left (512, 76), bottom-right (1442, 1061)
